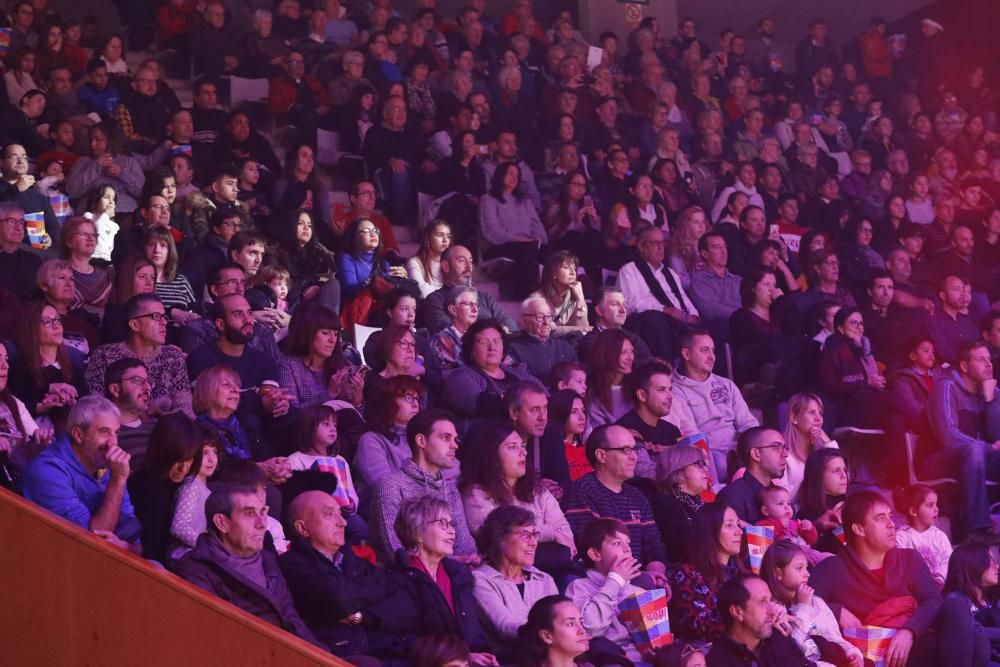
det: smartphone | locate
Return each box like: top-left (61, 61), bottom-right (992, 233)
top-left (478, 144), bottom-right (488, 155)
top-left (583, 195), bottom-right (594, 209)
top-left (768, 224), bottom-right (780, 241)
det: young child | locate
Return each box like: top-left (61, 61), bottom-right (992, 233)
top-left (894, 484), bottom-right (952, 588)
top-left (287, 405), bottom-right (366, 541)
top-left (550, 360), bottom-right (588, 397)
top-left (246, 264), bottom-right (290, 314)
top-left (169, 431), bottom-right (220, 561)
top-left (565, 518), bottom-right (650, 664)
top-left (761, 541), bottom-right (864, 667)
top-left (756, 485), bottom-right (828, 565)
top-left (83, 185), bottom-right (118, 264)
top-left (77, 58), bottom-right (120, 117)
top-left (37, 159), bottom-right (72, 227)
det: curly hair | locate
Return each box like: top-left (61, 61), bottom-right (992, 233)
top-left (365, 374), bottom-right (425, 434)
top-left (475, 505), bottom-right (536, 567)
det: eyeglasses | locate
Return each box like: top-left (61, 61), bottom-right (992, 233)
top-left (148, 204), bottom-right (170, 212)
top-left (0, 217), bottom-right (24, 226)
top-left (754, 442), bottom-right (789, 454)
top-left (40, 315), bottom-right (64, 328)
top-left (74, 232), bottom-right (97, 240)
top-left (120, 375), bottom-right (151, 387)
top-left (358, 228), bottom-right (380, 236)
top-left (512, 529), bottom-right (541, 543)
top-left (354, 189), bottom-right (377, 197)
top-left (455, 301), bottom-right (478, 309)
top-left (688, 460), bottom-right (709, 470)
top-left (396, 340), bottom-right (416, 351)
top-left (476, 338), bottom-right (502, 348)
top-left (214, 278), bottom-right (247, 289)
top-left (845, 320), bottom-right (865, 328)
top-left (429, 517), bottom-right (456, 530)
top-left (220, 220), bottom-right (241, 230)
top-left (600, 446), bottom-right (639, 456)
top-left (400, 393), bottom-right (420, 405)
top-left (130, 311), bottom-right (168, 322)
top-left (525, 313), bottom-right (553, 323)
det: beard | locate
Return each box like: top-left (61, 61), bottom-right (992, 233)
top-left (223, 322), bottom-right (253, 344)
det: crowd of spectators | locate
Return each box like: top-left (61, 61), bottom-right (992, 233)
top-left (6, 1), bottom-right (1000, 666)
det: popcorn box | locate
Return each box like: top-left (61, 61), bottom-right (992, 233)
top-left (843, 626), bottom-right (896, 667)
top-left (676, 432), bottom-right (718, 492)
top-left (0, 28), bottom-right (10, 58)
top-left (744, 524), bottom-right (774, 574)
top-left (49, 194), bottom-right (71, 223)
top-left (833, 524), bottom-right (847, 544)
top-left (24, 211), bottom-right (49, 250)
top-left (618, 588), bottom-right (672, 654)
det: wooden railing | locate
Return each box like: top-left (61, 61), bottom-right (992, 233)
top-left (0, 487), bottom-right (348, 665)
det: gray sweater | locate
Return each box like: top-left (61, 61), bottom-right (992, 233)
top-left (478, 192), bottom-right (547, 247)
top-left (369, 458), bottom-right (476, 562)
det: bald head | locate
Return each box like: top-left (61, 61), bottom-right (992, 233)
top-left (288, 491), bottom-right (347, 556)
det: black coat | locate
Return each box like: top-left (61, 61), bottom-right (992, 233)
top-left (127, 469), bottom-right (180, 564)
top-left (279, 537), bottom-right (401, 658)
top-left (382, 550), bottom-right (493, 659)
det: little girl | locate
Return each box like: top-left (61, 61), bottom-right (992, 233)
top-left (169, 431), bottom-right (220, 561)
top-left (247, 264), bottom-right (290, 315)
top-left (762, 541), bottom-right (864, 667)
top-left (756, 485), bottom-right (829, 565)
top-left (82, 184), bottom-right (119, 264)
top-left (288, 404), bottom-right (366, 540)
top-left (894, 484), bottom-right (953, 588)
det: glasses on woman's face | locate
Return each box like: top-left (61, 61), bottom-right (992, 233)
top-left (512, 528), bottom-right (541, 543)
top-left (846, 319), bottom-right (864, 329)
top-left (396, 339), bottom-right (416, 351)
top-left (400, 393), bottom-right (420, 405)
top-left (358, 227), bottom-right (379, 236)
top-left (40, 315), bottom-right (64, 329)
top-left (74, 231), bottom-right (97, 240)
top-left (430, 517), bottom-right (456, 530)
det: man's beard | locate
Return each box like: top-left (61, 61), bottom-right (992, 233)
top-left (223, 323), bottom-right (252, 344)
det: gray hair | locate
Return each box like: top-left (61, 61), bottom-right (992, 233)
top-left (395, 495), bottom-right (451, 550)
top-left (520, 294), bottom-right (550, 316)
top-left (67, 396), bottom-right (121, 435)
top-left (657, 81), bottom-right (677, 96)
top-left (0, 200), bottom-right (24, 219)
top-left (252, 8), bottom-right (272, 24)
top-left (343, 50), bottom-right (364, 66)
top-left (497, 65), bottom-right (521, 87)
top-left (506, 379), bottom-right (548, 411)
top-left (205, 484), bottom-right (260, 537)
top-left (446, 284), bottom-right (477, 308)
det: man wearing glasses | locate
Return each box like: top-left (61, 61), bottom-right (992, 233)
top-left (562, 424), bottom-right (670, 586)
top-left (506, 296), bottom-right (574, 381)
top-left (103, 358), bottom-right (156, 469)
top-left (86, 294), bottom-right (194, 418)
top-left (717, 426), bottom-right (789, 524)
top-left (0, 201), bottom-right (41, 301)
top-left (0, 143), bottom-right (59, 246)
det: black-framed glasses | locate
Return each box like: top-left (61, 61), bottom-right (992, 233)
top-left (130, 312), bottom-right (168, 322)
top-left (429, 517), bottom-right (456, 530)
top-left (40, 315), bottom-right (64, 329)
top-left (119, 375), bottom-right (151, 387)
top-left (754, 442), bottom-right (789, 454)
top-left (0, 217), bottom-right (24, 226)
top-left (512, 529), bottom-right (541, 543)
top-left (600, 446), bottom-right (639, 456)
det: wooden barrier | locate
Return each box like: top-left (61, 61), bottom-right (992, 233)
top-left (0, 487), bottom-right (348, 666)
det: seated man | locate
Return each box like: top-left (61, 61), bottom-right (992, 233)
top-left (862, 270), bottom-right (911, 370)
top-left (617, 225), bottom-right (699, 359)
top-left (328, 180), bottom-right (398, 254)
top-left (86, 294), bottom-right (194, 417)
top-left (616, 359), bottom-right (681, 480)
top-left (812, 490), bottom-right (944, 665)
top-left (506, 296), bottom-right (575, 382)
top-left (113, 65), bottom-right (179, 153)
top-left (708, 574), bottom-right (809, 666)
top-left (178, 204), bottom-right (243, 297)
top-left (577, 286), bottom-right (652, 365)
top-left (0, 143), bottom-right (60, 246)
top-left (173, 483), bottom-right (322, 647)
top-left (421, 245), bottom-right (518, 334)
top-left (22, 396), bottom-right (141, 552)
top-left (926, 340), bottom-right (1000, 540)
top-left (927, 274), bottom-right (980, 366)
top-left (689, 231), bottom-right (742, 340)
top-left (0, 202), bottom-right (42, 301)
top-left (103, 358), bottom-right (156, 469)
top-left (368, 409), bottom-right (477, 564)
top-left (671, 330), bottom-right (759, 481)
top-left (281, 490), bottom-right (397, 660)
top-left (716, 427), bottom-right (788, 524)
top-left (561, 424), bottom-right (668, 583)
top-left (361, 95), bottom-right (426, 227)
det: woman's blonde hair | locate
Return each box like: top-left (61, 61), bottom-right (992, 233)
top-left (192, 365), bottom-right (241, 415)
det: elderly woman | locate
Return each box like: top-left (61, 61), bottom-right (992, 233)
top-left (460, 422), bottom-right (575, 559)
top-left (65, 121), bottom-right (145, 214)
top-left (35, 259), bottom-right (98, 355)
top-left (192, 364), bottom-right (290, 486)
top-left (0, 340), bottom-right (52, 488)
top-left (386, 496), bottom-right (498, 666)
top-left (472, 506), bottom-right (559, 653)
top-left (441, 319), bottom-right (536, 419)
top-left (60, 216), bottom-right (114, 324)
top-left (650, 445), bottom-right (710, 563)
top-left (362, 324), bottom-right (427, 402)
top-left (429, 285), bottom-right (479, 372)
top-left (278, 303), bottom-right (362, 409)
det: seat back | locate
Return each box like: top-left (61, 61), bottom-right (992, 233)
top-left (353, 323), bottom-right (381, 364)
top-left (229, 76), bottom-right (270, 107)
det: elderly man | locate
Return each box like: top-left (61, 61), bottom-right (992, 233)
top-left (576, 286), bottom-right (652, 365)
top-left (562, 424), bottom-right (668, 582)
top-left (506, 296), bottom-right (575, 381)
top-left (328, 50), bottom-right (371, 106)
top-left (281, 490), bottom-right (396, 660)
top-left (113, 66), bottom-right (179, 152)
top-left (617, 225), bottom-right (699, 359)
top-left (0, 202), bottom-right (41, 300)
top-left (429, 285), bottom-right (479, 371)
top-left (22, 396), bottom-right (141, 552)
top-left (362, 95), bottom-right (426, 226)
top-left (174, 483), bottom-right (322, 646)
top-left (191, 1), bottom-right (240, 79)
top-left (86, 294), bottom-right (194, 417)
top-left (268, 50), bottom-right (332, 133)
top-left (422, 245), bottom-right (518, 334)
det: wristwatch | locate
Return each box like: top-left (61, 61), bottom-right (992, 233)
top-left (348, 611), bottom-right (362, 626)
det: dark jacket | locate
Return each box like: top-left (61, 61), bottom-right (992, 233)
top-left (506, 332), bottom-right (576, 382)
top-left (126, 468), bottom-right (179, 564)
top-left (173, 533), bottom-right (324, 648)
top-left (382, 550), bottom-right (493, 660)
top-left (707, 633), bottom-right (810, 667)
top-left (279, 536), bottom-right (399, 657)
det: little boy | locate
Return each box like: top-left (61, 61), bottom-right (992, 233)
top-left (756, 485), bottom-right (828, 564)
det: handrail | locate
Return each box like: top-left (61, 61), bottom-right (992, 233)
top-left (0, 487), bottom-right (348, 665)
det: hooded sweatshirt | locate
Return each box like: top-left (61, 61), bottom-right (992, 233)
top-left (671, 368), bottom-right (759, 453)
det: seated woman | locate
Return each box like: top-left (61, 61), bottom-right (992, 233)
top-left (433, 132), bottom-right (485, 249)
top-left (651, 445), bottom-right (710, 564)
top-left (668, 206), bottom-right (708, 290)
top-left (749, 238), bottom-right (801, 295)
top-left (127, 413), bottom-right (200, 564)
top-left (514, 596), bottom-right (590, 667)
top-left (531, 251), bottom-right (588, 338)
top-left (472, 506), bottom-right (559, 652)
top-left (940, 543), bottom-right (1000, 667)
top-left (65, 121), bottom-right (145, 215)
top-left (585, 329), bottom-right (635, 430)
top-left (780, 393), bottom-right (839, 500)
top-left (213, 110), bottom-right (281, 176)
top-left (406, 220), bottom-right (453, 299)
top-left (667, 502), bottom-right (746, 642)
top-left (460, 421), bottom-right (575, 563)
top-left (100, 255), bottom-right (156, 344)
top-left (651, 157), bottom-right (694, 220)
top-left (796, 449), bottom-right (849, 554)
top-left (35, 259), bottom-right (99, 356)
top-left (271, 143), bottom-right (332, 233)
top-left (191, 365), bottom-right (291, 486)
top-left (266, 208), bottom-right (339, 312)
top-left (607, 172), bottom-right (668, 269)
top-left (539, 388), bottom-right (589, 492)
top-left (0, 341), bottom-right (52, 488)
top-left (440, 319), bottom-right (536, 419)
top-left (429, 285), bottom-right (479, 372)
top-left (384, 496), bottom-right (498, 666)
top-left (354, 374), bottom-right (427, 490)
top-left (541, 170), bottom-right (602, 283)
top-left (11, 301), bottom-right (86, 430)
top-left (144, 226), bottom-right (199, 331)
top-left (278, 303), bottom-right (362, 410)
top-left (760, 541), bottom-right (864, 666)
top-left (60, 216), bottom-right (114, 326)
top-left (837, 216), bottom-right (886, 296)
top-left (362, 324), bottom-right (427, 405)
top-left (818, 306), bottom-right (887, 428)
top-left (335, 217), bottom-right (409, 328)
top-left (362, 287), bottom-right (430, 368)
top-left (143, 166), bottom-right (197, 259)
top-left (478, 161), bottom-right (547, 301)
top-left (806, 248), bottom-right (857, 308)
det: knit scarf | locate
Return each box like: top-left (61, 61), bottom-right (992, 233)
top-left (199, 413), bottom-right (251, 461)
top-left (207, 533), bottom-right (267, 591)
top-left (671, 483), bottom-right (704, 517)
